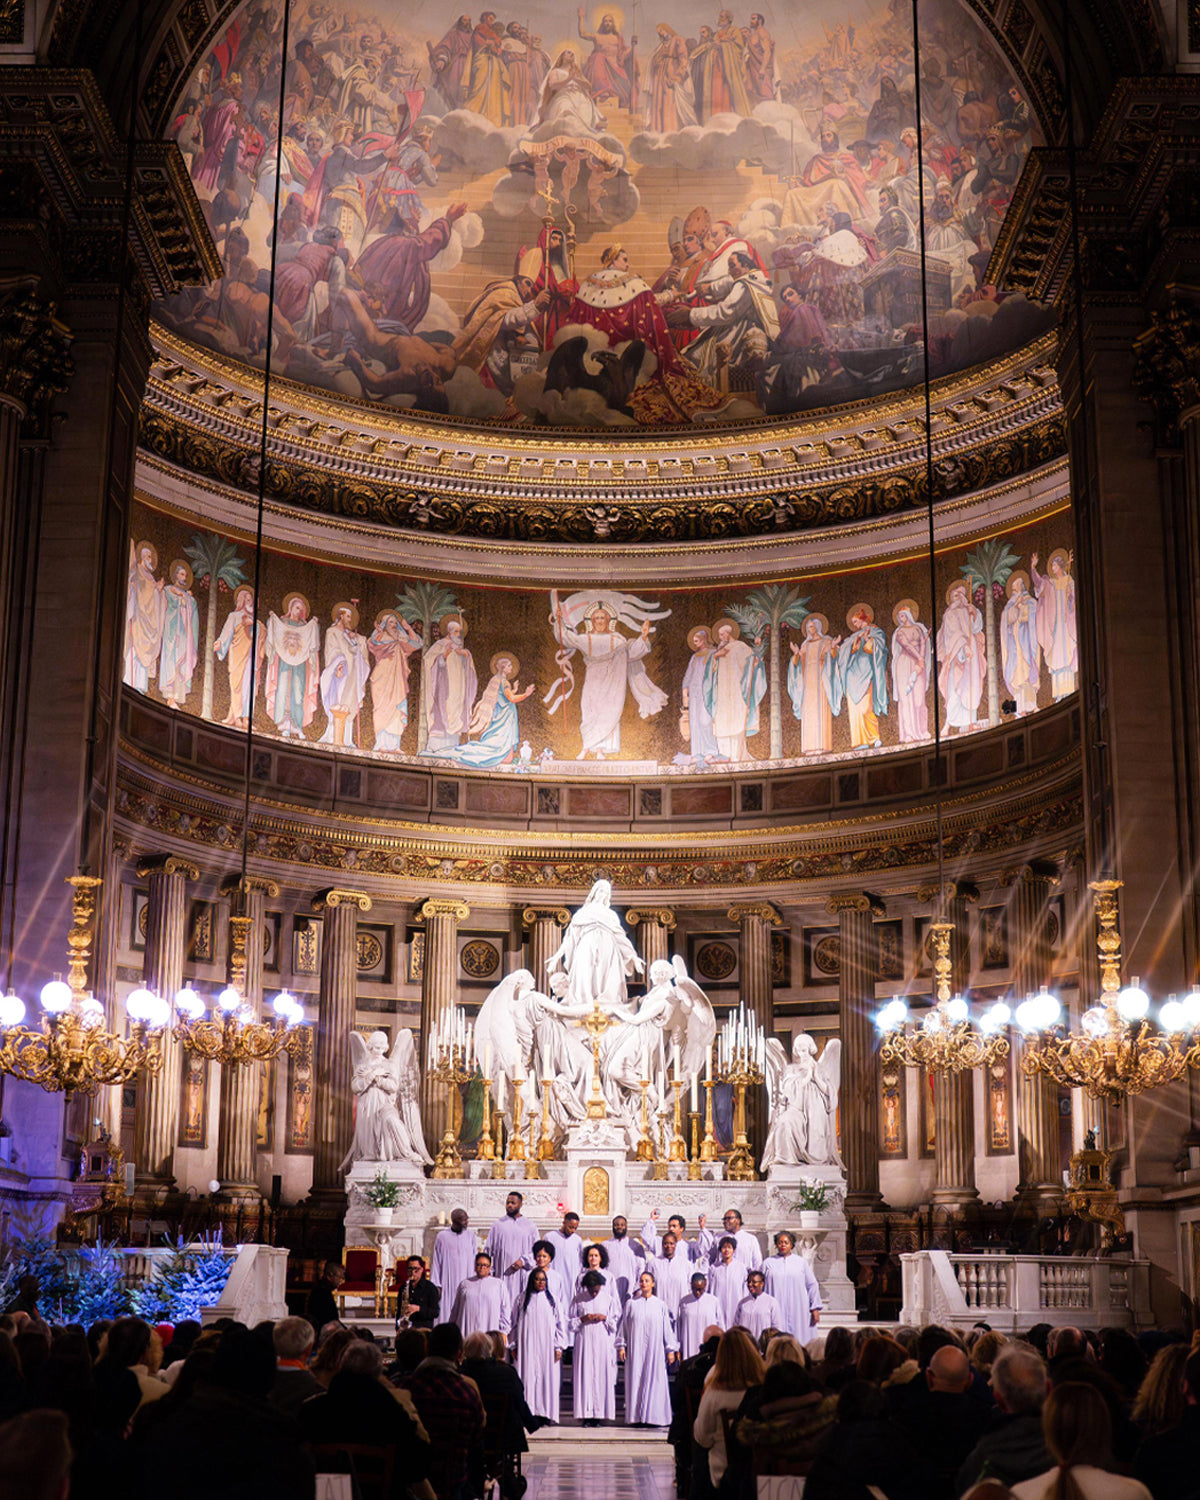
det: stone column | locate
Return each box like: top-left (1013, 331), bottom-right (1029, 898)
top-left (922, 883), bottom-right (980, 1211)
top-left (626, 908), bottom-right (677, 974)
top-left (1006, 862), bottom-right (1063, 1207)
top-left (521, 907), bottom-right (569, 990)
top-left (311, 888), bottom-right (373, 1198)
top-left (827, 893), bottom-right (885, 1210)
top-left (133, 855), bottom-right (199, 1187)
top-left (215, 878), bottom-right (278, 1199)
top-left (418, 898), bottom-right (470, 1152)
top-left (727, 903), bottom-right (782, 1162)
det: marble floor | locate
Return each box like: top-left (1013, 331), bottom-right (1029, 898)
top-left (523, 1453), bottom-right (677, 1500)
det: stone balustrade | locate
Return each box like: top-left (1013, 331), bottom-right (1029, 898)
top-left (900, 1250), bottom-right (1153, 1331)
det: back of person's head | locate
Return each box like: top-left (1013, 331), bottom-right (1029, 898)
top-left (170, 1345), bottom-right (218, 1402)
top-left (927, 1344), bottom-right (972, 1393)
top-left (428, 1322), bottom-right (463, 1363)
top-left (1184, 1349), bottom-right (1200, 1402)
top-left (1098, 1327), bottom-right (1147, 1396)
top-left (462, 1331), bottom-right (493, 1362)
top-left (36, 1331), bottom-right (93, 1410)
top-left (0, 1408), bottom-right (70, 1500)
top-left (168, 1318), bottom-right (202, 1360)
top-left (392, 1329), bottom-right (427, 1373)
top-left (17, 1276), bottom-right (39, 1300)
top-left (1043, 1382), bottom-right (1113, 1499)
top-left (273, 1316), bottom-right (315, 1362)
top-left (1132, 1343), bottom-right (1188, 1435)
top-left (489, 1330), bottom-right (506, 1361)
top-left (856, 1335), bottom-right (908, 1385)
top-left (836, 1379), bottom-right (887, 1424)
top-left (1025, 1324), bottom-right (1052, 1356)
top-left (991, 1344), bottom-right (1047, 1416)
top-left (765, 1335), bottom-right (805, 1369)
top-left (102, 1316), bottom-right (151, 1370)
top-left (971, 1330), bottom-right (1008, 1375)
top-left (15, 1329), bottom-right (50, 1387)
top-left (86, 1319), bottom-right (111, 1362)
top-left (762, 1359), bottom-right (814, 1401)
top-left (710, 1327), bottom-right (766, 1390)
top-left (893, 1325), bottom-right (919, 1354)
top-left (339, 1340), bottom-right (383, 1379)
top-left (917, 1324), bottom-right (959, 1370)
top-left (1047, 1326), bottom-right (1089, 1363)
top-left (312, 1327), bottom-right (354, 1376)
top-left (823, 1325), bottom-right (853, 1366)
top-left (210, 1324), bottom-right (275, 1398)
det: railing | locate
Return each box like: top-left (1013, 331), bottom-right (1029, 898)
top-left (900, 1251), bottom-right (1153, 1331)
top-left (57, 1244), bottom-right (236, 1288)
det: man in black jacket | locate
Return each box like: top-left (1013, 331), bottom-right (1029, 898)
top-left (956, 1343), bottom-right (1051, 1495)
top-left (304, 1339), bottom-right (430, 1500)
top-left (395, 1254), bottom-right (441, 1331)
top-left (670, 1326), bottom-right (721, 1497)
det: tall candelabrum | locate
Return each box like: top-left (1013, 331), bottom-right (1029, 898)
top-left (429, 1006), bottom-right (474, 1180)
top-left (716, 1007), bottom-right (767, 1182)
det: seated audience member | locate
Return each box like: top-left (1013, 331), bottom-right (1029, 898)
top-left (162, 1319), bottom-right (201, 1369)
top-left (304, 1339), bottom-right (431, 1500)
top-left (388, 1328), bottom-right (428, 1381)
top-left (1131, 1343), bottom-right (1188, 1440)
top-left (86, 1319), bottom-right (112, 1363)
top-left (269, 1316), bottom-right (323, 1418)
top-left (393, 1321), bottom-right (484, 1500)
top-left (1049, 1357), bottom-right (1141, 1465)
top-left (805, 1379), bottom-right (936, 1500)
top-left (670, 1326), bottom-right (722, 1499)
top-left (15, 1327), bottom-right (50, 1392)
top-left (814, 1324), bottom-right (857, 1393)
top-left (733, 1358), bottom-right (835, 1491)
top-left (311, 1326), bottom-right (354, 1389)
top-left (958, 1344), bottom-right (1052, 1495)
top-left (971, 1332), bottom-right (1009, 1382)
top-left (1046, 1327), bottom-right (1091, 1372)
top-left (894, 1344), bottom-right (989, 1497)
top-left (0, 1333), bottom-right (23, 1423)
top-left (1134, 1349), bottom-right (1200, 1500)
top-left (1011, 1382), bottom-right (1151, 1500)
top-left (308, 1261), bottom-right (346, 1333)
top-left (693, 1327), bottom-right (766, 1495)
top-left (857, 1334), bottom-right (914, 1388)
top-left (1098, 1330), bottom-right (1148, 1405)
top-left (460, 1329), bottom-right (538, 1497)
top-left (0, 1408), bottom-right (72, 1500)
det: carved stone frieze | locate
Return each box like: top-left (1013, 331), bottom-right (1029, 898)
top-left (1132, 285), bottom-right (1200, 441)
top-left (0, 278), bottom-right (73, 418)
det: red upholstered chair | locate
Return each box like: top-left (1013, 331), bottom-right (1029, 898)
top-left (336, 1247), bottom-right (380, 1315)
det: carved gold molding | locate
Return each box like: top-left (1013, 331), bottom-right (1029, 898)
top-left (312, 888), bottom-right (373, 913)
top-left (135, 854), bottom-right (200, 881)
top-left (418, 898), bottom-right (470, 923)
top-left (521, 907), bottom-right (570, 928)
top-left (626, 909), bottom-right (678, 931)
top-left (826, 893), bottom-right (887, 918)
top-left (220, 874), bottom-right (281, 899)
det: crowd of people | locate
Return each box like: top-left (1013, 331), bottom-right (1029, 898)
top-left (1, 1210), bottom-right (1198, 1500)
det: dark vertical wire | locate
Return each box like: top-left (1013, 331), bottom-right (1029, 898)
top-left (239, 0), bottom-right (294, 912)
top-left (910, 0), bottom-right (946, 915)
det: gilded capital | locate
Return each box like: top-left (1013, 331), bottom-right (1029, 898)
top-left (220, 874), bottom-right (281, 899)
top-left (917, 880), bottom-right (980, 908)
top-left (726, 903), bottom-right (782, 927)
top-left (0, 278), bottom-right (73, 416)
top-left (1133, 285), bottom-right (1200, 439)
top-left (826, 892), bottom-right (886, 918)
top-left (418, 898), bottom-right (470, 923)
top-left (1000, 860), bottom-right (1060, 889)
top-left (626, 908), bottom-right (678, 931)
top-left (137, 855), bottom-right (201, 882)
top-left (313, 888), bottom-right (374, 913)
top-left (521, 907), bottom-right (570, 929)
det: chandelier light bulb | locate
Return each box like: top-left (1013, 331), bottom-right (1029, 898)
top-left (125, 986), bottom-right (159, 1023)
top-left (944, 996), bottom-right (969, 1024)
top-left (1014, 996), bottom-right (1042, 1033)
top-left (79, 997), bottom-right (105, 1030)
top-left (216, 986), bottom-right (241, 1013)
top-left (921, 1009), bottom-right (943, 1034)
top-left (1158, 996), bottom-right (1187, 1034)
top-left (1033, 988), bottom-right (1062, 1030)
top-left (980, 1000), bottom-right (1011, 1035)
top-left (1081, 1005), bottom-right (1111, 1039)
top-left (39, 977), bottom-right (72, 1014)
top-left (272, 990), bottom-right (300, 1023)
top-left (874, 999), bottom-right (907, 1032)
top-left (1116, 979), bottom-right (1150, 1022)
top-left (1181, 988), bottom-right (1200, 1028)
top-left (173, 986), bottom-right (205, 1020)
top-left (0, 992), bottom-right (25, 1028)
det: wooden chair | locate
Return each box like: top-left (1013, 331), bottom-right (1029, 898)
top-left (336, 1247), bottom-right (381, 1316)
top-left (309, 1443), bottom-right (395, 1500)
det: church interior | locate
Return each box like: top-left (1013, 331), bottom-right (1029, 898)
top-left (3, 0), bottom-right (1200, 1487)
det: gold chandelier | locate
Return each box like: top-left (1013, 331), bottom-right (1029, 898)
top-left (876, 919), bottom-right (1011, 1074)
top-left (1018, 879), bottom-right (1200, 1105)
top-left (172, 983), bottom-right (311, 1066)
top-left (0, 877), bottom-right (166, 1095)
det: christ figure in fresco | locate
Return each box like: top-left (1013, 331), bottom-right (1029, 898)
top-left (577, 9), bottom-right (633, 109)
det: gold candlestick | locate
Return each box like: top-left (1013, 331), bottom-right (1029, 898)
top-left (669, 1079), bottom-right (687, 1161)
top-left (538, 1078), bottom-right (556, 1160)
top-left (652, 1118), bottom-right (669, 1180)
top-left (687, 1110), bottom-right (702, 1179)
top-left (525, 1106), bottom-right (540, 1180)
top-left (508, 1079), bottom-right (527, 1162)
top-left (583, 1000), bottom-right (613, 1120)
top-left (636, 1079), bottom-right (654, 1161)
top-left (491, 1109), bottom-right (507, 1179)
top-left (479, 1075), bottom-right (495, 1161)
top-left (718, 1055), bottom-right (764, 1182)
top-left (430, 1042), bottom-right (472, 1179)
top-left (700, 1079), bottom-right (718, 1161)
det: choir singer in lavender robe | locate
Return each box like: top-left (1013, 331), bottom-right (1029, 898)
top-left (733, 1270), bottom-right (784, 1340)
top-left (697, 1209), bottom-right (763, 1270)
top-left (450, 1252), bottom-right (511, 1338)
top-left (510, 1268), bottom-right (567, 1422)
top-left (762, 1231), bottom-right (823, 1345)
top-left (677, 1271), bottom-right (726, 1360)
top-left (569, 1270), bottom-right (618, 1425)
top-left (707, 1238), bottom-right (749, 1328)
top-left (575, 1242), bottom-right (610, 1294)
top-left (546, 1211), bottom-right (586, 1287)
top-left (485, 1190), bottom-right (540, 1302)
top-left (640, 1229), bottom-right (692, 1316)
top-left (617, 1271), bottom-right (679, 1427)
top-left (431, 1208), bottom-right (479, 1315)
top-left (603, 1215), bottom-right (645, 1305)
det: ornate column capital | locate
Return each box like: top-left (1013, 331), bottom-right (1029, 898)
top-left (917, 880), bottom-right (980, 908)
top-left (1000, 860), bottom-right (1061, 889)
top-left (313, 888), bottom-right (373, 914)
top-left (726, 903), bottom-right (782, 927)
top-left (521, 906), bottom-right (570, 929)
top-left (1132, 285), bottom-right (1200, 441)
top-left (626, 908), bottom-right (677, 931)
top-left (220, 874), bottom-right (281, 900)
top-left (0, 277), bottom-right (73, 419)
top-left (417, 898), bottom-right (469, 923)
top-left (136, 854), bottom-right (200, 881)
top-left (826, 892), bottom-right (886, 918)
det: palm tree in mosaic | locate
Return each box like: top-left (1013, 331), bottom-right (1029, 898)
top-left (960, 537), bottom-right (1020, 726)
top-left (725, 583), bottom-right (811, 760)
top-left (396, 581), bottom-right (461, 751)
top-left (183, 532), bottom-right (249, 722)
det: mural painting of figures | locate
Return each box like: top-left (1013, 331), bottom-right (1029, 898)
top-left (319, 603), bottom-right (371, 746)
top-left (938, 581), bottom-right (987, 733)
top-left (889, 599), bottom-right (931, 745)
top-left (214, 584), bottom-right (264, 731)
top-left (704, 620), bottom-right (766, 763)
top-left (434, 652), bottom-right (535, 767)
top-left (680, 626), bottom-right (719, 763)
top-left (577, 8), bottom-right (633, 110)
top-left (673, 250), bottom-right (779, 392)
top-left (787, 614), bottom-right (838, 755)
top-left (1030, 549), bottom-right (1078, 700)
top-left (648, 25), bottom-right (696, 133)
top-left (124, 541), bottom-right (166, 693)
top-left (1000, 572), bottom-right (1040, 717)
top-left (830, 605), bottom-right (889, 749)
top-left (159, 560), bottom-right (200, 711)
top-left (548, 590), bottom-right (671, 760)
top-left (368, 610), bottom-right (423, 751)
top-left (422, 613), bottom-right (478, 753)
top-left (264, 592), bottom-right (321, 738)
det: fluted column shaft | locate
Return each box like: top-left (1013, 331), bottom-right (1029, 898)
top-left (932, 886), bottom-right (980, 1207)
top-left (134, 857), bottom-right (198, 1184)
top-left (420, 899), bottom-right (470, 1149)
top-left (522, 907), bottom-right (569, 991)
top-left (1008, 863), bottom-right (1062, 1200)
top-left (627, 908), bottom-right (677, 975)
top-left (312, 889), bottom-right (372, 1195)
top-left (216, 883), bottom-right (268, 1194)
top-left (728, 904), bottom-right (780, 1161)
top-left (829, 894), bottom-right (883, 1208)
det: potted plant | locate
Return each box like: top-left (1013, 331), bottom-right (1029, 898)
top-left (364, 1170), bottom-right (400, 1224)
top-left (793, 1180), bottom-right (828, 1230)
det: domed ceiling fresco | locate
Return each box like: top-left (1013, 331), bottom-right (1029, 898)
top-left (158, 0), bottom-right (1052, 429)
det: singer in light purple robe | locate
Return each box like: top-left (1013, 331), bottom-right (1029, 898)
top-left (546, 1212), bottom-right (586, 1287)
top-left (449, 1253), bottom-right (510, 1338)
top-left (707, 1239), bottom-right (749, 1327)
top-left (617, 1272), bottom-right (679, 1426)
top-left (602, 1215), bottom-right (646, 1305)
top-left (762, 1231), bottom-right (823, 1345)
top-left (677, 1273), bottom-right (726, 1360)
top-left (510, 1269), bottom-right (566, 1422)
top-left (569, 1271), bottom-right (618, 1424)
top-left (696, 1209), bottom-right (763, 1270)
top-left (431, 1208), bottom-right (479, 1314)
top-left (733, 1271), bottom-right (784, 1339)
top-left (640, 1230), bottom-right (692, 1317)
top-left (485, 1191), bottom-right (540, 1302)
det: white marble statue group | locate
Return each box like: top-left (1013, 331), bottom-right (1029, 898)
top-left (341, 880), bottom-right (842, 1172)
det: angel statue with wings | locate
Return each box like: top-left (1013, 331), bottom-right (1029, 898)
top-left (761, 1033), bottom-right (843, 1171)
top-left (473, 969), bottom-right (593, 1139)
top-left (340, 1029), bottom-right (432, 1172)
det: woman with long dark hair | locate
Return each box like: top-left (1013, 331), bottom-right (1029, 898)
top-left (569, 1268), bottom-right (618, 1426)
top-left (509, 1267), bottom-right (567, 1423)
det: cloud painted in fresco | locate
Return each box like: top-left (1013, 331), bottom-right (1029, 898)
top-left (431, 110), bottom-right (524, 173)
top-left (629, 102), bottom-right (813, 176)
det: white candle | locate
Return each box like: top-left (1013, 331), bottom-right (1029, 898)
top-left (642, 1040), bottom-right (650, 1083)
top-left (672, 1041), bottom-right (681, 1080)
top-left (690, 1072), bottom-right (698, 1112)
top-left (706, 1045), bottom-right (713, 1082)
top-left (484, 1042), bottom-right (492, 1079)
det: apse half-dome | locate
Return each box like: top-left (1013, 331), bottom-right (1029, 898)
top-left (157, 0), bottom-right (1051, 430)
